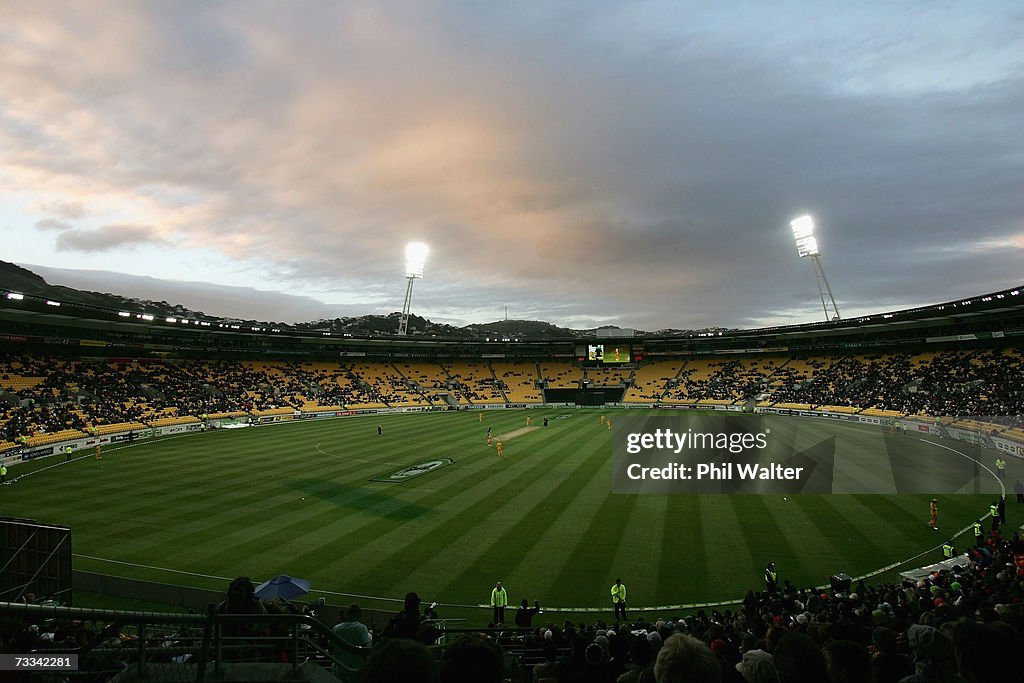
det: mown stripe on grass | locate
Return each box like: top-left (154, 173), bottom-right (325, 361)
top-left (433, 429), bottom-right (615, 600)
top-left (543, 476), bottom-right (642, 605)
top-left (340, 424), bottom-right (598, 597)
top-left (787, 495), bottom-right (891, 575)
top-left (655, 495), bottom-right (705, 603)
top-left (726, 496), bottom-right (803, 587)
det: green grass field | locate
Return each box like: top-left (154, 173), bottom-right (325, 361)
top-left (2, 409), bottom-right (1017, 624)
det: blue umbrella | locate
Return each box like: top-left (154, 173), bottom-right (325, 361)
top-left (254, 575), bottom-right (311, 600)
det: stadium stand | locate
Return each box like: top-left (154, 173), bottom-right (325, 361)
top-left (394, 361), bottom-right (453, 405)
top-left (491, 361), bottom-right (543, 403)
top-left (1, 348), bottom-right (1023, 446)
top-left (540, 361), bottom-right (585, 389)
top-left (624, 360), bottom-right (683, 403)
top-left (585, 365), bottom-right (632, 387)
top-left (444, 361), bottom-right (507, 404)
top-left (348, 362), bottom-right (427, 406)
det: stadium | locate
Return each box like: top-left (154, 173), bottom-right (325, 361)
top-left (3, 3), bottom-right (1024, 682)
top-left (2, 267), bottom-right (1023, 680)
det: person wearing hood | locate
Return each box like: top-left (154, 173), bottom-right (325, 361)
top-left (899, 624), bottom-right (965, 683)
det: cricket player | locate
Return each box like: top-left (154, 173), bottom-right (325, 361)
top-left (496, 439), bottom-right (504, 458)
top-left (487, 433), bottom-right (493, 447)
top-left (607, 418), bottom-right (612, 431)
top-left (479, 412), bottom-right (483, 422)
top-left (928, 499), bottom-right (938, 530)
top-left (95, 444), bottom-right (102, 460)
top-left (526, 416), bottom-right (532, 426)
top-left (600, 415), bottom-right (605, 425)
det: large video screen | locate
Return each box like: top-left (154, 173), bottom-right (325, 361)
top-left (588, 344), bottom-right (631, 364)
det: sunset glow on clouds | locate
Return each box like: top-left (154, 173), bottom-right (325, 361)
top-left (3, 1), bottom-right (1023, 328)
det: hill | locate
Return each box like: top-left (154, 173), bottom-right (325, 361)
top-left (0, 261), bottom-right (606, 339)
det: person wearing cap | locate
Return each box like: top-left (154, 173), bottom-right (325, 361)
top-left (928, 499), bottom-right (938, 531)
top-left (610, 578), bottom-right (627, 622)
top-left (490, 581), bottom-right (508, 626)
top-left (764, 563), bottom-right (778, 594)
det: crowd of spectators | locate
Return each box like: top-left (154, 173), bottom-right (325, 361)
top-left (4, 527), bottom-right (1022, 682)
top-left (3, 348), bottom-right (1024, 444)
top-left (352, 530), bottom-right (1024, 682)
top-left (766, 349), bottom-right (1024, 418)
top-left (666, 358), bottom-right (784, 403)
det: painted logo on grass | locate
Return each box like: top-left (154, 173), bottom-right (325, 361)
top-left (371, 458), bottom-right (454, 483)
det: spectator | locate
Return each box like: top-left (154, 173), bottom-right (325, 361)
top-left (654, 634), bottom-right (722, 683)
top-left (823, 640), bottom-right (871, 683)
top-left (771, 632), bottom-right (827, 683)
top-left (515, 598), bottom-right (541, 631)
top-left (901, 624), bottom-right (960, 683)
top-left (734, 649), bottom-right (778, 683)
top-left (383, 592), bottom-right (427, 641)
top-left (362, 638), bottom-right (438, 683)
top-left (439, 634), bottom-right (504, 683)
top-left (332, 603), bottom-right (371, 680)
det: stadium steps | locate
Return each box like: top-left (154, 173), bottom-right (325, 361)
top-left (436, 362), bottom-right (473, 407)
top-left (486, 362), bottom-right (511, 404)
top-left (389, 362), bottom-right (436, 406)
top-left (657, 360), bottom-right (690, 402)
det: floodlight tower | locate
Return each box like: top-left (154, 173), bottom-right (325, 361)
top-left (791, 215), bottom-right (841, 321)
top-left (397, 242), bottom-right (429, 336)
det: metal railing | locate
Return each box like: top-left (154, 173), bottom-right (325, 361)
top-left (0, 601), bottom-right (374, 682)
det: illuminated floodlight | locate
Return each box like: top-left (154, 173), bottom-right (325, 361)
top-left (791, 215), bottom-right (819, 258)
top-left (45, 300), bottom-right (61, 307)
top-left (141, 314), bottom-right (154, 321)
top-left (166, 317), bottom-right (177, 323)
top-left (118, 311), bottom-right (131, 317)
top-left (789, 214), bottom-right (840, 321)
top-left (6, 292), bottom-right (24, 300)
top-left (398, 242), bottom-right (430, 335)
top-left (405, 242), bottom-right (429, 278)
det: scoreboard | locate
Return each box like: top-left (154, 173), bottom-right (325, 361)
top-left (580, 343), bottom-right (632, 365)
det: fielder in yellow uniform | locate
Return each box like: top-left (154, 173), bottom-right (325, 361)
top-left (496, 440), bottom-right (504, 458)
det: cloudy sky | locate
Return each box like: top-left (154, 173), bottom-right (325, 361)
top-left (3, 1), bottom-right (1022, 330)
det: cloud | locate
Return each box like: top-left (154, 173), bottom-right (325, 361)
top-left (3, 2), bottom-right (1023, 329)
top-left (55, 224), bottom-right (167, 253)
top-left (35, 218), bottom-right (73, 231)
top-left (36, 201), bottom-right (88, 219)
